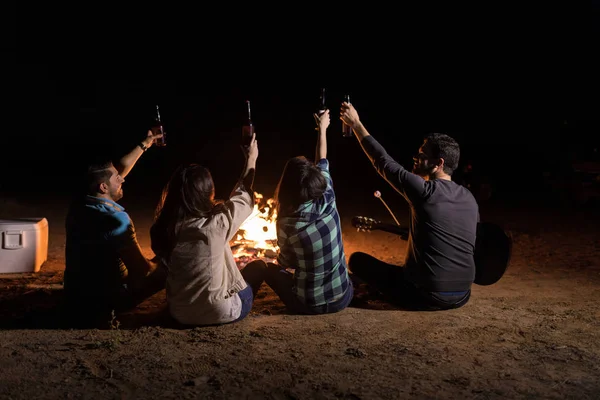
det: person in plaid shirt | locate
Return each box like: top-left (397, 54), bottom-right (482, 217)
top-left (264, 109), bottom-right (354, 314)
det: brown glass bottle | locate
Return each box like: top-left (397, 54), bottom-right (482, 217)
top-left (152, 105), bottom-right (166, 146)
top-left (314, 88), bottom-right (327, 128)
top-left (242, 100), bottom-right (254, 146)
top-left (342, 94), bottom-right (352, 137)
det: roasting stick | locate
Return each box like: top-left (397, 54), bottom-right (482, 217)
top-left (374, 190), bottom-right (401, 226)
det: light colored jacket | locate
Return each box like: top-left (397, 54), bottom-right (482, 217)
top-left (166, 184), bottom-right (253, 325)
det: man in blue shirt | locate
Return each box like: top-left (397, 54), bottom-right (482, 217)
top-left (64, 130), bottom-right (166, 325)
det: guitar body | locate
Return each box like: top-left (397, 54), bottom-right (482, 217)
top-left (474, 222), bottom-right (512, 285)
top-left (351, 216), bottom-right (512, 286)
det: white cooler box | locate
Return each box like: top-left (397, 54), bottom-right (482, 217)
top-left (0, 218), bottom-right (48, 273)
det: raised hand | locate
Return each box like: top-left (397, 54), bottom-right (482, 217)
top-left (340, 102), bottom-right (360, 131)
top-left (314, 109), bottom-right (331, 132)
top-left (144, 129), bottom-right (164, 149)
top-left (243, 132), bottom-right (259, 163)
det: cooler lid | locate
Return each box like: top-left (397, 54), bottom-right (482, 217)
top-left (0, 217), bottom-right (48, 231)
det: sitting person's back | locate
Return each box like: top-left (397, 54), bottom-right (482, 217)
top-left (263, 109), bottom-right (354, 314)
top-left (163, 200), bottom-right (250, 324)
top-left (65, 194), bottom-right (137, 310)
top-left (63, 131), bottom-right (166, 324)
top-left (403, 178), bottom-right (478, 292)
top-left (275, 157), bottom-right (351, 308)
top-left (150, 134), bottom-right (266, 326)
top-left (340, 101), bottom-right (478, 310)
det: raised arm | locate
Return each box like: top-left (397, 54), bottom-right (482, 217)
top-left (115, 130), bottom-right (163, 178)
top-left (340, 102), bottom-right (426, 202)
top-left (240, 132), bottom-right (258, 193)
top-left (222, 133), bottom-right (259, 241)
top-left (314, 109), bottom-right (330, 162)
top-left (340, 101), bottom-right (371, 142)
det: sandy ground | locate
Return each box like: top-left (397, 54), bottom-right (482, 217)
top-left (0, 194), bottom-right (599, 399)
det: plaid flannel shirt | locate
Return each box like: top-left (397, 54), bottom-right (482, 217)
top-left (276, 158), bottom-right (350, 307)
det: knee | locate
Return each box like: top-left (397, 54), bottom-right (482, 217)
top-left (348, 252), bottom-right (370, 274)
top-left (244, 259), bottom-right (268, 273)
top-left (263, 263), bottom-right (288, 285)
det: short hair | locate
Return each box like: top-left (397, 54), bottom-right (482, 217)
top-left (424, 133), bottom-right (460, 175)
top-left (85, 160), bottom-right (114, 195)
top-left (274, 156), bottom-right (327, 216)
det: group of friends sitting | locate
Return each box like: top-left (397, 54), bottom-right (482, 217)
top-left (63, 101), bottom-right (480, 327)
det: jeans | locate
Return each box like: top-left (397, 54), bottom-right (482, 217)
top-left (264, 262), bottom-right (354, 315)
top-left (234, 259), bottom-right (267, 322)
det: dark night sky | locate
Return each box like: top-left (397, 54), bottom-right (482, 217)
top-left (4, 2), bottom-right (600, 212)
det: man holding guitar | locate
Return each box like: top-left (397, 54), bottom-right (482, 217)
top-left (340, 102), bottom-right (479, 310)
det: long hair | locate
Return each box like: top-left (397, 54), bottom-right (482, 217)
top-left (150, 164), bottom-right (218, 260)
top-left (274, 156), bottom-right (327, 217)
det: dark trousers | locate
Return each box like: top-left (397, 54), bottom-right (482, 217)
top-left (263, 262), bottom-right (354, 315)
top-left (348, 252), bottom-right (470, 311)
top-left (62, 263), bottom-right (169, 327)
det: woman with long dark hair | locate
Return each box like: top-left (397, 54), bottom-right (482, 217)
top-left (150, 134), bottom-right (266, 326)
top-left (264, 109), bottom-right (353, 314)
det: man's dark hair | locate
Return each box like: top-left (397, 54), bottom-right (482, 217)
top-left (425, 133), bottom-right (460, 175)
top-left (85, 159), bottom-right (114, 195)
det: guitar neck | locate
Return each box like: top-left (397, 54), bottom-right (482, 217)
top-left (372, 223), bottom-right (409, 238)
top-left (352, 216), bottom-right (409, 240)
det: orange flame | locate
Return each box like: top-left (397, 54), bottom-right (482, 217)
top-left (231, 192), bottom-right (279, 265)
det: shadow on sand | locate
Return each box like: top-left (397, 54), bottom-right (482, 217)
top-left (0, 284), bottom-right (177, 330)
top-left (0, 280), bottom-right (411, 331)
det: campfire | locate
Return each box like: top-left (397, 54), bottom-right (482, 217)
top-left (230, 192), bottom-right (279, 268)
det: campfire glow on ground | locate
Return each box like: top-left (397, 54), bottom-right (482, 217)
top-left (231, 192), bottom-right (279, 268)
